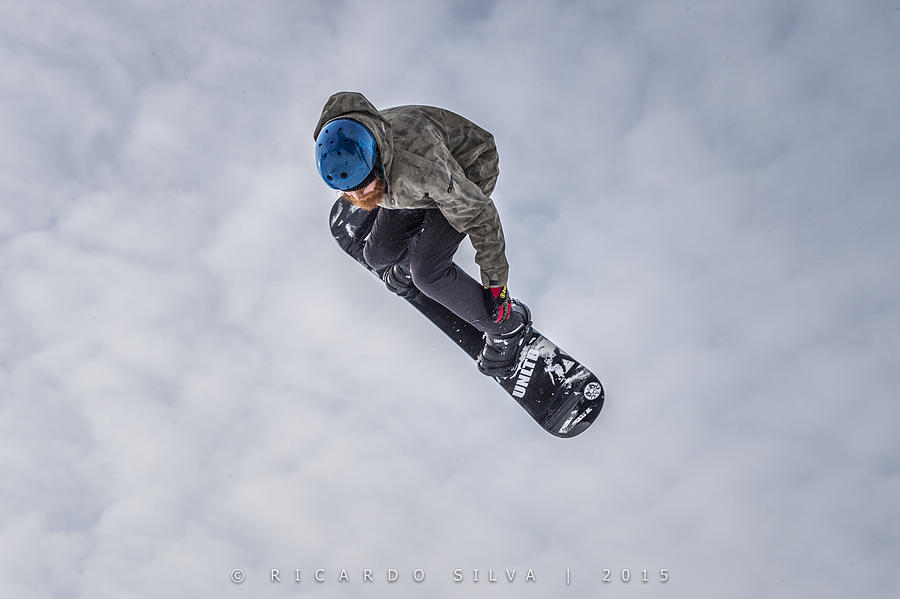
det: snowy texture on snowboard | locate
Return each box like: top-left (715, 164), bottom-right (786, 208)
top-left (329, 198), bottom-right (604, 437)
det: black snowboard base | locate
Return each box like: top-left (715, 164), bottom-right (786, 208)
top-left (329, 198), bottom-right (604, 437)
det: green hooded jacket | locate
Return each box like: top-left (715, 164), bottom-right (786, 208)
top-left (314, 91), bottom-right (509, 287)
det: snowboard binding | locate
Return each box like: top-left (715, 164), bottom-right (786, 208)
top-left (382, 263), bottom-right (418, 298)
top-left (477, 301), bottom-right (533, 379)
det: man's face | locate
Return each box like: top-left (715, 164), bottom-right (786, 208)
top-left (345, 177), bottom-right (378, 202)
top-left (342, 175), bottom-right (385, 212)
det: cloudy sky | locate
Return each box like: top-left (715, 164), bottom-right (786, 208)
top-left (2, 1), bottom-right (898, 597)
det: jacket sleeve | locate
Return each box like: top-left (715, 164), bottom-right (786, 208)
top-left (430, 148), bottom-right (510, 287)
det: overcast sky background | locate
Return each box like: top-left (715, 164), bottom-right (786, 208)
top-left (2, 1), bottom-right (899, 598)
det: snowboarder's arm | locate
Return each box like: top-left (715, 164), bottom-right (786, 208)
top-left (430, 152), bottom-right (510, 287)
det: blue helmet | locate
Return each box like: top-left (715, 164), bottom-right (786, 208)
top-left (315, 118), bottom-right (378, 191)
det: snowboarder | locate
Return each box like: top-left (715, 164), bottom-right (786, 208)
top-left (314, 91), bottom-right (531, 378)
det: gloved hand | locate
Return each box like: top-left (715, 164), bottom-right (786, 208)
top-left (483, 285), bottom-right (512, 323)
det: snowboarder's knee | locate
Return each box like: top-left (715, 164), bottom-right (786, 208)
top-left (409, 264), bottom-right (446, 295)
top-left (363, 242), bottom-right (392, 272)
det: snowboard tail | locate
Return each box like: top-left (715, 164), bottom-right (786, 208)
top-left (329, 198), bottom-right (603, 437)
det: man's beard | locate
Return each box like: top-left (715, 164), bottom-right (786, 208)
top-left (342, 177), bottom-right (386, 211)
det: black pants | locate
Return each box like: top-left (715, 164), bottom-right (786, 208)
top-left (363, 208), bottom-right (517, 335)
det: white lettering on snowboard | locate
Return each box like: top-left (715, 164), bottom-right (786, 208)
top-left (512, 348), bottom-right (542, 398)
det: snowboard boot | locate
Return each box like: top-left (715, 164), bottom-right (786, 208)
top-left (477, 301), bottom-right (533, 379)
top-left (382, 263), bottom-right (418, 298)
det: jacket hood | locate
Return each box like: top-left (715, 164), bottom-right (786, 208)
top-left (313, 92), bottom-right (394, 180)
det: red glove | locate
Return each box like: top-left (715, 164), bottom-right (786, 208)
top-left (484, 285), bottom-right (512, 323)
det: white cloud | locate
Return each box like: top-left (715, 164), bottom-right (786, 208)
top-left (1, 1), bottom-right (899, 598)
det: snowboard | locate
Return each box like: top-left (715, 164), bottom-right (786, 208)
top-left (329, 198), bottom-right (604, 437)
